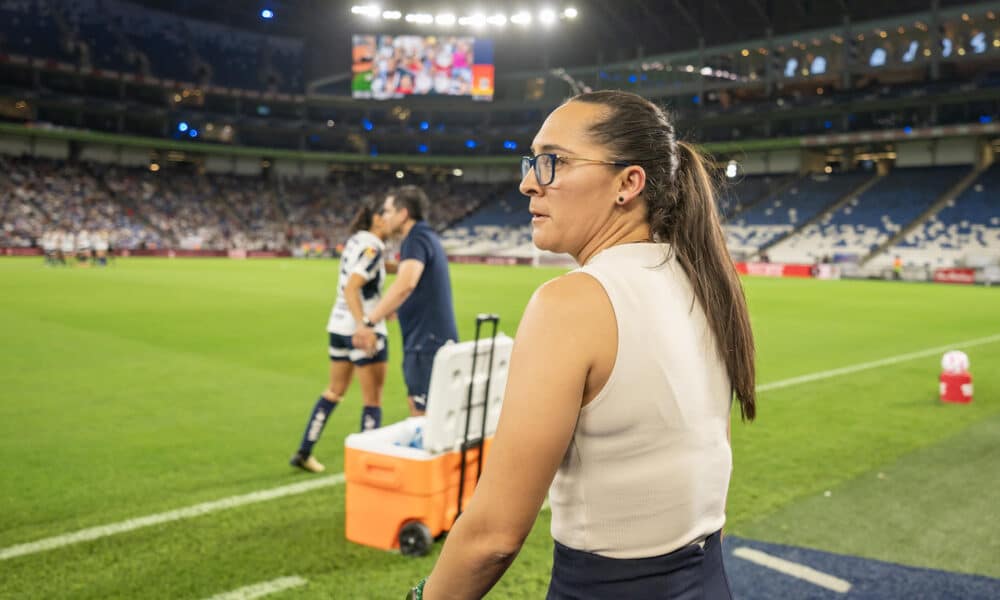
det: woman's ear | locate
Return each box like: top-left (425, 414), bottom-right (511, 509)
top-left (617, 165), bottom-right (646, 206)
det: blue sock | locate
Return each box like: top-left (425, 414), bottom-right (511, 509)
top-left (297, 397), bottom-right (337, 456)
top-left (360, 406), bottom-right (382, 431)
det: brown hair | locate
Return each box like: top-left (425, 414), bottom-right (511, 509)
top-left (390, 184), bottom-right (430, 222)
top-left (348, 196), bottom-right (379, 233)
top-left (574, 90), bottom-right (756, 421)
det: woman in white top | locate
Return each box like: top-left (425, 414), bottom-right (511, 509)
top-left (290, 198), bottom-right (390, 473)
top-left (408, 90), bottom-right (756, 599)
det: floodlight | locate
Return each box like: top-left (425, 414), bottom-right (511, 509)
top-left (351, 5), bottom-right (380, 17)
top-left (405, 13), bottom-right (434, 24)
top-left (511, 12), bottom-right (532, 25)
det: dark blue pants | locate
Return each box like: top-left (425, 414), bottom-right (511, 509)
top-left (547, 530), bottom-right (732, 600)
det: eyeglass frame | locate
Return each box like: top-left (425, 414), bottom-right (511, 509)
top-left (520, 153), bottom-right (630, 187)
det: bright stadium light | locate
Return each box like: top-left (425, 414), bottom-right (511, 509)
top-left (486, 13), bottom-right (507, 26)
top-left (563, 7), bottom-right (578, 19)
top-left (260, 9), bottom-right (274, 20)
top-left (395, 170), bottom-right (405, 179)
top-left (726, 160), bottom-right (739, 179)
top-left (435, 13), bottom-right (456, 26)
top-left (539, 8), bottom-right (557, 25)
top-left (382, 10), bottom-right (402, 19)
top-left (351, 5), bottom-right (379, 18)
top-left (511, 11), bottom-right (532, 25)
top-left (453, 168), bottom-right (464, 176)
top-left (405, 12), bottom-right (434, 24)
top-left (459, 13), bottom-right (486, 27)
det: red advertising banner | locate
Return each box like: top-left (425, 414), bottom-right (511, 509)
top-left (734, 262), bottom-right (814, 278)
top-left (3, 247), bottom-right (42, 256)
top-left (933, 268), bottom-right (975, 285)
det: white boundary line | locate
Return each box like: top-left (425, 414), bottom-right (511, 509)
top-left (0, 474), bottom-right (343, 561)
top-left (733, 547), bottom-right (852, 593)
top-left (757, 333), bottom-right (1000, 392)
top-left (203, 576), bottom-right (308, 600)
top-left (2, 333), bottom-right (998, 562)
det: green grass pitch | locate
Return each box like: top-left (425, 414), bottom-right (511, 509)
top-left (1, 257), bottom-right (998, 598)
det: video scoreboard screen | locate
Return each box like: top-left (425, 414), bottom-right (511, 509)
top-left (352, 34), bottom-right (495, 101)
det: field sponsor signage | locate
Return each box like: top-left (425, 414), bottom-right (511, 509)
top-left (3, 247), bottom-right (41, 256)
top-left (933, 268), bottom-right (975, 285)
top-left (735, 262), bottom-right (814, 278)
top-left (448, 254), bottom-right (532, 266)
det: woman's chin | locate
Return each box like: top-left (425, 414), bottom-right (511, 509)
top-left (531, 231), bottom-right (553, 252)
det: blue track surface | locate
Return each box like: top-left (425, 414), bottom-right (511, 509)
top-left (725, 536), bottom-right (1000, 599)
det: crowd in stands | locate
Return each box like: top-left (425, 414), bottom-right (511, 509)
top-left (0, 156), bottom-right (499, 253)
top-left (3, 153), bottom-right (996, 267)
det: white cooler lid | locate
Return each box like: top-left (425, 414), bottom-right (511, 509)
top-left (422, 334), bottom-right (513, 454)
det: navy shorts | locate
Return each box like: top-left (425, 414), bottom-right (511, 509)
top-left (402, 349), bottom-right (440, 410)
top-left (547, 530), bottom-right (732, 599)
top-left (328, 332), bottom-right (387, 366)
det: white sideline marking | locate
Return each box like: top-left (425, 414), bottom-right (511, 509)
top-left (733, 547), bottom-right (852, 593)
top-left (204, 576), bottom-right (307, 600)
top-left (757, 333), bottom-right (1000, 392)
top-left (2, 333), bottom-right (998, 562)
top-left (0, 474), bottom-right (344, 561)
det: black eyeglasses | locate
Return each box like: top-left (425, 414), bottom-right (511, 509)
top-left (521, 153), bottom-right (630, 186)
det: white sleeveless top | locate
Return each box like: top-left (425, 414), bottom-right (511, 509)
top-left (548, 243), bottom-right (733, 559)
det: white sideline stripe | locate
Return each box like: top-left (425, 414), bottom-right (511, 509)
top-left (757, 333), bottom-right (1000, 392)
top-left (204, 576), bottom-right (307, 600)
top-left (733, 547), bottom-right (852, 593)
top-left (0, 474), bottom-right (344, 561)
top-left (3, 333), bottom-right (998, 562)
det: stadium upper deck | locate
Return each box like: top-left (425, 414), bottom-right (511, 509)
top-left (1, 1), bottom-right (1000, 155)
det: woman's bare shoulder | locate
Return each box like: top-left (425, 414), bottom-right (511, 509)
top-left (523, 272), bottom-right (613, 328)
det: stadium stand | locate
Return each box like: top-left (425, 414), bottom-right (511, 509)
top-left (873, 163), bottom-right (1000, 268)
top-left (0, 0), bottom-right (305, 93)
top-left (766, 167), bottom-right (971, 264)
top-left (0, 156), bottom-right (497, 252)
top-left (725, 171), bottom-right (872, 258)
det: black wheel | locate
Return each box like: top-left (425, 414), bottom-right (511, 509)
top-left (399, 521), bottom-right (433, 557)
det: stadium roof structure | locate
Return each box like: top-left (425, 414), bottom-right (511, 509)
top-left (125, 0), bottom-right (988, 71)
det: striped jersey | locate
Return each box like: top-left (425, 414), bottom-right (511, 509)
top-left (327, 230), bottom-right (387, 336)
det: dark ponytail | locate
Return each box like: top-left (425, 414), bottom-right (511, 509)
top-left (349, 197), bottom-right (378, 234)
top-left (670, 141), bottom-right (756, 421)
top-left (574, 91), bottom-right (756, 421)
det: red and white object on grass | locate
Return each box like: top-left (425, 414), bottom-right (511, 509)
top-left (939, 350), bottom-right (973, 404)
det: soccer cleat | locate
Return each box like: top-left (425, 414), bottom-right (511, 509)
top-left (289, 452), bottom-right (325, 473)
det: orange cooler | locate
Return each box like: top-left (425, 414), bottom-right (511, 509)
top-left (344, 334), bottom-right (512, 553)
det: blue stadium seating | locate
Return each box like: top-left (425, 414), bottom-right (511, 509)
top-left (768, 166), bottom-right (969, 263)
top-left (884, 164), bottom-right (1000, 267)
top-left (726, 172), bottom-right (871, 255)
top-left (2, 0), bottom-right (304, 93)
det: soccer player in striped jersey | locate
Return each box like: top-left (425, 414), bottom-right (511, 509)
top-left (290, 198), bottom-right (390, 473)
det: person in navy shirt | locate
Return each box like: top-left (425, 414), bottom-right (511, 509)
top-left (354, 185), bottom-right (458, 416)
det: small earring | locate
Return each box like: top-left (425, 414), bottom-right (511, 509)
top-left (617, 196), bottom-right (626, 205)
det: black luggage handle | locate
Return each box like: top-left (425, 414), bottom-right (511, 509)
top-left (456, 313), bottom-right (500, 520)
